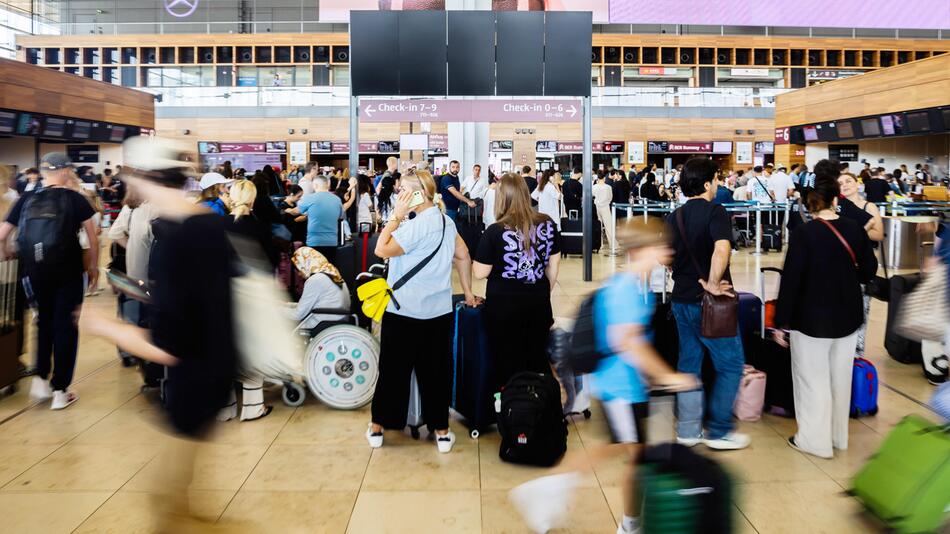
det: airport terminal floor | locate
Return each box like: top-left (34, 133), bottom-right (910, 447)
top-left (0, 250), bottom-right (940, 534)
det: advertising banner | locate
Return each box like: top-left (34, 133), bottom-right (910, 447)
top-left (736, 142), bottom-right (753, 164)
top-left (627, 141), bottom-right (645, 164)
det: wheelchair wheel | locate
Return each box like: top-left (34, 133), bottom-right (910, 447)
top-left (282, 382), bottom-right (306, 407)
top-left (305, 325), bottom-right (380, 410)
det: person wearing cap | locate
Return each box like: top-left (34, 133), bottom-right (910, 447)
top-left (0, 152), bottom-right (99, 410)
top-left (197, 172), bottom-right (232, 216)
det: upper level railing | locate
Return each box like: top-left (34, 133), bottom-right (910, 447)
top-left (148, 86), bottom-right (793, 108)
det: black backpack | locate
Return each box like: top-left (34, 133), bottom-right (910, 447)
top-left (497, 372), bottom-right (567, 467)
top-left (17, 188), bottom-right (75, 274)
top-left (566, 290), bottom-right (607, 374)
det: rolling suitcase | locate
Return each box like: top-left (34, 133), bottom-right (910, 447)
top-left (354, 229), bottom-right (384, 274)
top-left (276, 241), bottom-right (304, 299)
top-left (758, 267), bottom-right (795, 417)
top-left (451, 299), bottom-right (496, 438)
top-left (849, 357), bottom-right (879, 418)
top-left (457, 200), bottom-right (485, 256)
top-left (884, 274), bottom-right (923, 364)
top-left (850, 415), bottom-right (950, 533)
top-left (760, 224), bottom-right (783, 252)
top-left (737, 291), bottom-right (762, 349)
top-left (559, 216), bottom-right (601, 255)
top-left (548, 325), bottom-right (592, 419)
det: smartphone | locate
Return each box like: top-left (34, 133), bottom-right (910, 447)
top-left (408, 190), bottom-right (425, 209)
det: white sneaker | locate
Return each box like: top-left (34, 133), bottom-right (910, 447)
top-left (618, 524), bottom-right (642, 534)
top-left (676, 435), bottom-right (703, 447)
top-left (50, 390), bottom-right (78, 410)
top-left (509, 472), bottom-right (580, 533)
top-left (29, 376), bottom-right (52, 401)
top-left (435, 430), bottom-right (456, 454)
top-left (703, 432), bottom-right (751, 450)
top-left (365, 424), bottom-right (383, 449)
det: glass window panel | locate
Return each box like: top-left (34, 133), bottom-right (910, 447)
top-left (237, 66), bottom-right (258, 86)
top-left (331, 65), bottom-right (349, 87)
top-left (294, 66), bottom-right (311, 86)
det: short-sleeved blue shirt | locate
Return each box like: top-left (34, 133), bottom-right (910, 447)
top-left (298, 191), bottom-right (343, 247)
top-left (589, 273), bottom-right (652, 404)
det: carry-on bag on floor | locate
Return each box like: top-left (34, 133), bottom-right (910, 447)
top-left (885, 274), bottom-right (923, 364)
top-left (451, 299), bottom-right (496, 438)
top-left (850, 415), bottom-right (950, 533)
top-left (559, 216), bottom-right (601, 255)
top-left (354, 231), bottom-right (384, 275)
top-left (548, 325), bottom-right (592, 419)
top-left (497, 372), bottom-right (567, 467)
top-left (737, 291), bottom-right (762, 343)
top-left (850, 357), bottom-right (879, 418)
top-left (639, 442), bottom-right (734, 534)
top-left (276, 241), bottom-right (305, 299)
top-left (760, 223), bottom-right (783, 252)
top-left (406, 370), bottom-right (425, 439)
top-left (758, 267), bottom-right (795, 417)
top-left (733, 365), bottom-right (766, 422)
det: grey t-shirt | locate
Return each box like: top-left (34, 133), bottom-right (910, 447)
top-left (107, 202), bottom-right (156, 282)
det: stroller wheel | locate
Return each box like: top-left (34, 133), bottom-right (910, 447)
top-left (583, 409), bottom-right (592, 419)
top-left (410, 426), bottom-right (421, 439)
top-left (282, 382), bottom-right (306, 407)
top-left (470, 429), bottom-right (480, 440)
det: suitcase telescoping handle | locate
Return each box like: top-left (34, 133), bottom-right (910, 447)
top-left (759, 267), bottom-right (783, 339)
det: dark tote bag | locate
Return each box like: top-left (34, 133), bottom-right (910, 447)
top-left (675, 209), bottom-right (738, 338)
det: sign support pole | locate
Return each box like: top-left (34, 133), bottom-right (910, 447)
top-left (349, 95), bottom-right (359, 180)
top-left (582, 96), bottom-right (593, 282)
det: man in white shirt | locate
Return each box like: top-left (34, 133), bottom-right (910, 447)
top-left (592, 174), bottom-right (615, 253)
top-left (298, 162), bottom-right (318, 196)
top-left (747, 166), bottom-right (775, 203)
top-left (461, 164), bottom-right (488, 200)
top-left (767, 166), bottom-right (795, 204)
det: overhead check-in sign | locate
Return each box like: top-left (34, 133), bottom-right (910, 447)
top-left (359, 99), bottom-right (582, 123)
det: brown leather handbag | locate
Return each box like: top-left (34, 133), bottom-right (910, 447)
top-left (676, 210), bottom-right (738, 338)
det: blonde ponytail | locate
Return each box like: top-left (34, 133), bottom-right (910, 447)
top-left (229, 179), bottom-right (256, 221)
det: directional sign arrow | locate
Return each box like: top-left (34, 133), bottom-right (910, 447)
top-left (567, 105), bottom-right (577, 118)
top-left (364, 105), bottom-right (375, 118)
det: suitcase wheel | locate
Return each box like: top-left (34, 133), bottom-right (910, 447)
top-left (583, 409), bottom-right (592, 419)
top-left (470, 429), bottom-right (480, 440)
top-left (0, 384), bottom-right (16, 397)
top-left (410, 426), bottom-right (421, 440)
top-left (281, 382), bottom-right (306, 407)
top-left (868, 406), bottom-right (878, 416)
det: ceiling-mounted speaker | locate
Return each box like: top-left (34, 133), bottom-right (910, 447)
top-left (679, 48), bottom-right (694, 63)
top-left (146, 52), bottom-right (156, 63)
top-left (808, 51), bottom-right (820, 65)
top-left (241, 50), bottom-right (252, 62)
top-left (203, 51), bottom-right (214, 62)
top-left (294, 46), bottom-right (310, 62)
top-left (591, 47), bottom-right (602, 62)
top-left (716, 50), bottom-right (729, 64)
top-left (772, 50), bottom-right (786, 64)
top-left (334, 46), bottom-right (349, 63)
top-left (313, 45), bottom-right (329, 62)
top-left (623, 47), bottom-right (638, 63)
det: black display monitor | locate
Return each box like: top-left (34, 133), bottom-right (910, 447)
top-left (836, 121), bottom-right (855, 139)
top-left (802, 125), bottom-right (818, 142)
top-left (859, 117), bottom-right (881, 137)
top-left (266, 141), bottom-right (287, 153)
top-left (880, 114), bottom-right (903, 136)
top-left (904, 111), bottom-right (932, 133)
top-left (447, 11), bottom-right (495, 96)
top-left (496, 12), bottom-right (544, 96)
top-left (109, 125), bottom-right (127, 143)
top-left (349, 11), bottom-right (400, 96)
top-left (43, 117), bottom-right (66, 138)
top-left (0, 110), bottom-right (16, 134)
top-left (942, 108), bottom-right (950, 130)
top-left (817, 122), bottom-right (837, 142)
top-left (398, 10), bottom-right (447, 96)
top-left (71, 120), bottom-right (91, 140)
top-left (90, 122), bottom-right (112, 142)
top-left (16, 113), bottom-right (42, 136)
top-left (378, 141), bottom-right (399, 153)
top-left (543, 11), bottom-right (593, 97)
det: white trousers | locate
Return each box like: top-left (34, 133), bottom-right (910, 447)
top-left (596, 204), bottom-right (616, 252)
top-left (789, 329), bottom-right (858, 458)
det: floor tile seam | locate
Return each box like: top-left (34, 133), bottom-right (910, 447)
top-left (68, 445), bottom-right (159, 534)
top-left (214, 405), bottom-right (299, 523)
top-left (0, 357), bottom-right (123, 427)
top-left (732, 503), bottom-right (762, 534)
top-left (343, 437), bottom-right (385, 534)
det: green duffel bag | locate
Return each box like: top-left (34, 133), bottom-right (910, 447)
top-left (850, 415), bottom-right (950, 533)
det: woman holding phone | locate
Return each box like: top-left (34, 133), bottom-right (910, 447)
top-left (366, 169), bottom-right (478, 453)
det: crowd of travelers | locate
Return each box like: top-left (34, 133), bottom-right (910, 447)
top-left (0, 139), bottom-right (947, 533)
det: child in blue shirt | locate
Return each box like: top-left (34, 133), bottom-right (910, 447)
top-left (510, 218), bottom-right (698, 534)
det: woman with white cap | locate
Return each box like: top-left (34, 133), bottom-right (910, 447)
top-left (197, 172), bottom-right (232, 215)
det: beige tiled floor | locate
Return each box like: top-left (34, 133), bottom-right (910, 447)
top-left (0, 251), bottom-right (944, 533)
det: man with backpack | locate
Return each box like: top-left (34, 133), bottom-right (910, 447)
top-left (509, 218), bottom-right (698, 534)
top-left (0, 153), bottom-right (99, 410)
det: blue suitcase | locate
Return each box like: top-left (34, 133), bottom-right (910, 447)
top-left (451, 298), bottom-right (496, 438)
top-left (850, 357), bottom-right (879, 418)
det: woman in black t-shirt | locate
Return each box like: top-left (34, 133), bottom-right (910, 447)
top-left (474, 173), bottom-right (561, 389)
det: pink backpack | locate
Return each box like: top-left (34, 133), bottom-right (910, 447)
top-left (733, 365), bottom-right (767, 422)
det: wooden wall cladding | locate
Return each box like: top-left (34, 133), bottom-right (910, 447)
top-left (775, 53), bottom-right (950, 127)
top-left (0, 58), bottom-right (154, 127)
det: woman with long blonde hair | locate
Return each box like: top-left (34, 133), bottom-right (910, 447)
top-left (474, 172), bottom-right (561, 389)
top-left (366, 167), bottom-right (478, 453)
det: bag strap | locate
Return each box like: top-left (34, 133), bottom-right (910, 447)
top-left (391, 213), bottom-right (446, 291)
top-left (816, 218), bottom-right (857, 267)
top-left (754, 176), bottom-right (775, 202)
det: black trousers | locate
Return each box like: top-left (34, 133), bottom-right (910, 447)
top-left (484, 294), bottom-right (553, 390)
top-left (371, 311), bottom-right (453, 432)
top-left (31, 274), bottom-right (84, 391)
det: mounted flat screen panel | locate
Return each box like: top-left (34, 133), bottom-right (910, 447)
top-left (544, 11), bottom-right (593, 96)
top-left (880, 114), bottom-right (903, 136)
top-left (447, 11), bottom-right (496, 96)
top-left (712, 141), bottom-right (733, 154)
top-left (817, 122), bottom-right (837, 142)
top-left (904, 111), bottom-right (932, 133)
top-left (350, 11), bottom-right (400, 96)
top-left (398, 10), bottom-right (447, 96)
top-left (400, 133), bottom-right (428, 151)
top-left (802, 125), bottom-right (818, 142)
top-left (836, 121), bottom-right (854, 139)
top-left (0, 110), bottom-right (16, 134)
top-left (860, 117), bottom-right (881, 137)
top-left (42, 117), bottom-right (66, 138)
top-left (496, 11), bottom-right (544, 96)
top-left (942, 109), bottom-right (950, 130)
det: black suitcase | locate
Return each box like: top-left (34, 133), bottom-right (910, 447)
top-left (652, 297), bottom-right (679, 368)
top-left (451, 298), bottom-right (496, 438)
top-left (456, 220), bottom-right (484, 257)
top-left (354, 231), bottom-right (384, 274)
top-left (761, 224), bottom-right (783, 252)
top-left (756, 268), bottom-right (794, 417)
top-left (884, 274), bottom-right (923, 364)
top-left (559, 217), bottom-right (601, 255)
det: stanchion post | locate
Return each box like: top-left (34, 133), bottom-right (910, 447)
top-left (754, 207), bottom-right (762, 255)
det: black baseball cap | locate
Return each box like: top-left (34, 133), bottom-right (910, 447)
top-left (40, 152), bottom-right (73, 171)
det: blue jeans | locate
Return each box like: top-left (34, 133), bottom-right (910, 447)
top-left (445, 209), bottom-right (458, 222)
top-left (671, 302), bottom-right (745, 440)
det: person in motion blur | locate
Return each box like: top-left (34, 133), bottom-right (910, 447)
top-left (509, 218), bottom-right (698, 534)
top-left (474, 173), bottom-right (560, 389)
top-left (366, 169), bottom-right (478, 453)
top-left (0, 153), bottom-right (99, 410)
top-left (773, 160), bottom-right (877, 459)
top-left (81, 137), bottom-right (239, 530)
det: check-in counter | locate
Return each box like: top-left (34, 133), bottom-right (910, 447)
top-left (882, 216), bottom-right (937, 270)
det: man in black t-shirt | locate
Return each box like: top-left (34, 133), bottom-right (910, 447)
top-left (0, 153), bottom-right (98, 411)
top-left (521, 165), bottom-right (538, 207)
top-left (562, 167), bottom-right (583, 217)
top-left (666, 157), bottom-right (750, 452)
top-left (863, 168), bottom-right (891, 204)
